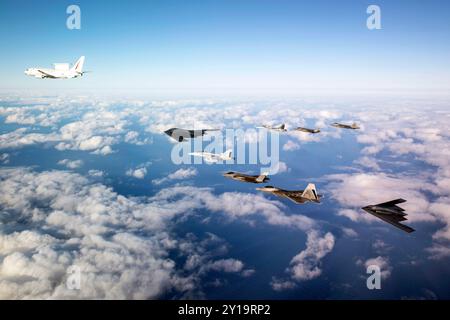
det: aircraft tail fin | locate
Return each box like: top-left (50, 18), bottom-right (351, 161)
top-left (256, 171), bottom-right (269, 183)
top-left (301, 183), bottom-right (320, 202)
top-left (72, 56), bottom-right (85, 73)
top-left (279, 124), bottom-right (285, 130)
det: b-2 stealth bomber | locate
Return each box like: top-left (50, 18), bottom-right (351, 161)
top-left (362, 199), bottom-right (415, 233)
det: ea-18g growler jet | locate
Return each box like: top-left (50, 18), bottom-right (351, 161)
top-left (256, 183), bottom-right (321, 204)
top-left (223, 171), bottom-right (270, 183)
top-left (362, 199), bottom-right (415, 233)
top-left (25, 56), bottom-right (86, 79)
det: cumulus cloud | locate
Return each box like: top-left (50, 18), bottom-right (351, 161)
top-left (270, 230), bottom-right (335, 291)
top-left (0, 168), bottom-right (253, 299)
top-left (58, 159), bottom-right (83, 169)
top-left (152, 168), bottom-right (198, 185)
top-left (126, 167), bottom-right (148, 179)
top-left (283, 140), bottom-right (300, 151)
top-left (358, 256), bottom-right (392, 280)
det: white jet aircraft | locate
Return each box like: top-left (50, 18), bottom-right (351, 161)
top-left (25, 56), bottom-right (86, 79)
top-left (256, 124), bottom-right (287, 132)
top-left (189, 149), bottom-right (234, 163)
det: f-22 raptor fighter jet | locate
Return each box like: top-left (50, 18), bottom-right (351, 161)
top-left (295, 127), bottom-right (321, 134)
top-left (256, 124), bottom-right (287, 132)
top-left (362, 199), bottom-right (415, 233)
top-left (331, 122), bottom-right (360, 130)
top-left (223, 171), bottom-right (269, 183)
top-left (164, 128), bottom-right (219, 142)
top-left (256, 183), bottom-right (321, 204)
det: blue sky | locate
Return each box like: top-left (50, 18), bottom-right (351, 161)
top-left (1, 0), bottom-right (450, 95)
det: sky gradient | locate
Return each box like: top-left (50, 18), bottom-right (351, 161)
top-left (1, 0), bottom-right (450, 96)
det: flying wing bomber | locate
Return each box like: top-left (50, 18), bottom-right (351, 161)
top-left (223, 171), bottom-right (270, 183)
top-left (331, 122), bottom-right (360, 129)
top-left (164, 128), bottom-right (220, 142)
top-left (295, 127), bottom-right (321, 133)
top-left (256, 183), bottom-right (321, 204)
top-left (362, 199), bottom-right (415, 233)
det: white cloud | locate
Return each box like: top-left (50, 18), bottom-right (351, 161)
top-left (152, 168), bottom-right (198, 185)
top-left (0, 168), bottom-right (254, 299)
top-left (283, 140), bottom-right (300, 151)
top-left (289, 231), bottom-right (335, 281)
top-left (360, 256), bottom-right (392, 280)
top-left (126, 167), bottom-right (148, 179)
top-left (58, 159), bottom-right (83, 169)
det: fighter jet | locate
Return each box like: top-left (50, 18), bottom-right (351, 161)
top-left (25, 56), bottom-right (86, 79)
top-left (164, 128), bottom-right (219, 142)
top-left (189, 149), bottom-right (234, 163)
top-left (362, 199), bottom-right (415, 233)
top-left (295, 127), bottom-right (321, 134)
top-left (256, 124), bottom-right (287, 132)
top-left (256, 183), bottom-right (321, 204)
top-left (331, 122), bottom-right (360, 130)
top-left (223, 171), bottom-right (269, 183)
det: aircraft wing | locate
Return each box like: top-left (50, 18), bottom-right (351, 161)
top-left (362, 207), bottom-right (415, 233)
top-left (283, 192), bottom-right (308, 204)
top-left (37, 69), bottom-right (58, 78)
top-left (374, 199), bottom-right (407, 211)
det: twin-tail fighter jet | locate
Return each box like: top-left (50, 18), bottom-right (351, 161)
top-left (331, 122), bottom-right (360, 130)
top-left (223, 171), bottom-right (270, 183)
top-left (256, 183), bottom-right (321, 204)
top-left (362, 199), bottom-right (415, 233)
top-left (295, 127), bottom-right (321, 134)
top-left (25, 56), bottom-right (86, 79)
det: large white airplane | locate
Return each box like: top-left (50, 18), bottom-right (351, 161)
top-left (189, 149), bottom-right (234, 163)
top-left (24, 56), bottom-right (86, 79)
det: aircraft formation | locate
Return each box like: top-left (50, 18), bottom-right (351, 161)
top-left (162, 123), bottom-right (415, 233)
top-left (24, 56), bottom-right (415, 234)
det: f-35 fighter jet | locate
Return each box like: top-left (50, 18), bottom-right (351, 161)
top-left (256, 183), bottom-right (321, 204)
top-left (331, 122), bottom-right (360, 130)
top-left (223, 171), bottom-right (270, 183)
top-left (295, 127), bottom-right (321, 134)
top-left (362, 199), bottom-right (415, 233)
top-left (164, 128), bottom-right (219, 142)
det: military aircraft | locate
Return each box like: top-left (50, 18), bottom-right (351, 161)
top-left (256, 183), bottom-right (321, 204)
top-left (25, 56), bottom-right (86, 79)
top-left (331, 122), bottom-right (360, 129)
top-left (362, 199), bottom-right (415, 233)
top-left (164, 128), bottom-right (219, 142)
top-left (256, 124), bottom-right (287, 132)
top-left (189, 149), bottom-right (234, 163)
top-left (223, 171), bottom-right (269, 183)
top-left (295, 127), bottom-right (321, 134)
